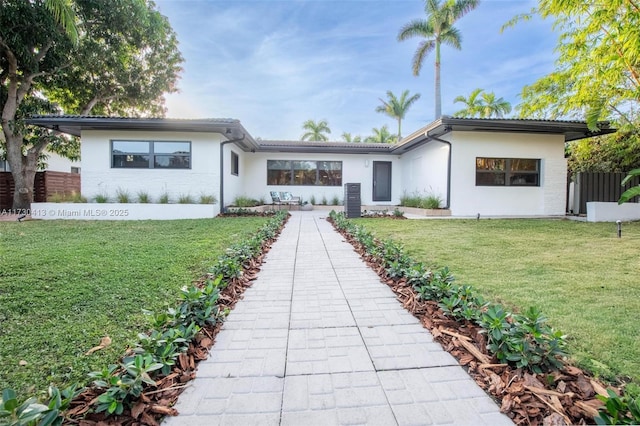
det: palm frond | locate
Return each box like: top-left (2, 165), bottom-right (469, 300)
top-left (397, 19), bottom-right (431, 41)
top-left (621, 168), bottom-right (640, 186)
top-left (45, 0), bottom-right (79, 45)
top-left (412, 40), bottom-right (435, 76)
top-left (619, 186), bottom-right (640, 204)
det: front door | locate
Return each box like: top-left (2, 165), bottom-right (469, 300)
top-left (373, 161), bottom-right (392, 202)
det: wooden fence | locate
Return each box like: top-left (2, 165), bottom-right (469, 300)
top-left (0, 171), bottom-right (80, 210)
top-left (571, 172), bottom-right (640, 215)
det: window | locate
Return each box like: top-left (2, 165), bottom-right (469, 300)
top-left (267, 160), bottom-right (342, 186)
top-left (476, 157), bottom-right (540, 186)
top-left (111, 140), bottom-right (191, 169)
top-left (231, 151), bottom-right (239, 176)
top-left (71, 167), bottom-right (80, 174)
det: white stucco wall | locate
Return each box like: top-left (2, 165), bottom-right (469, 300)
top-left (222, 145), bottom-right (245, 208)
top-left (42, 151), bottom-right (81, 173)
top-left (81, 130), bottom-right (223, 214)
top-left (449, 131), bottom-right (567, 216)
top-left (241, 152), bottom-right (402, 206)
top-left (399, 140), bottom-right (449, 206)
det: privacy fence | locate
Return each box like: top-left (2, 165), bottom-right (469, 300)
top-left (570, 172), bottom-right (640, 215)
top-left (0, 171), bottom-right (80, 211)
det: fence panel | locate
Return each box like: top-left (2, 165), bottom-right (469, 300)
top-left (574, 172), bottom-right (640, 214)
top-left (0, 171), bottom-right (80, 211)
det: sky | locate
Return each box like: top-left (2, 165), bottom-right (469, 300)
top-left (154, 0), bottom-right (557, 141)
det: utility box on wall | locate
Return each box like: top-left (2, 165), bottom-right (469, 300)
top-left (344, 183), bottom-right (361, 218)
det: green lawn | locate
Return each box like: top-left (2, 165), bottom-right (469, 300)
top-left (358, 218), bottom-right (640, 383)
top-left (0, 217), bottom-right (269, 395)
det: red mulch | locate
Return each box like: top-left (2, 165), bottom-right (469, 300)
top-left (329, 217), bottom-right (616, 426)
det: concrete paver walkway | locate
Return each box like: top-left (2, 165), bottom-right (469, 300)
top-left (164, 211), bottom-right (513, 426)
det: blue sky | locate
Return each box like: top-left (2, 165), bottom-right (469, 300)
top-left (154, 0), bottom-right (557, 140)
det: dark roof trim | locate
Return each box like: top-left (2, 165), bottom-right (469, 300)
top-left (256, 140), bottom-right (393, 154)
top-left (391, 116), bottom-right (616, 153)
top-left (26, 115), bottom-right (260, 152)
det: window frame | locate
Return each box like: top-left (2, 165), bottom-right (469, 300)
top-left (231, 151), bottom-right (239, 176)
top-left (267, 159), bottom-right (343, 186)
top-left (111, 140), bottom-right (192, 170)
top-left (475, 157), bottom-right (540, 187)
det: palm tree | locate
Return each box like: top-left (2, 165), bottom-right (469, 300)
top-left (341, 132), bottom-right (362, 143)
top-left (301, 119), bottom-right (331, 141)
top-left (453, 88), bottom-right (484, 117)
top-left (398, 0), bottom-right (479, 119)
top-left (453, 88), bottom-right (512, 118)
top-left (375, 90), bottom-right (421, 140)
top-left (479, 91), bottom-right (512, 118)
top-left (365, 125), bottom-right (397, 144)
top-left (45, 0), bottom-right (79, 45)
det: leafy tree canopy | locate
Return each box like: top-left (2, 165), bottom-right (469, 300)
top-left (505, 0), bottom-right (640, 131)
top-left (301, 119), bottom-right (331, 141)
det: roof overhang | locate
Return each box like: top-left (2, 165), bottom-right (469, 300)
top-left (392, 116), bottom-right (617, 153)
top-left (26, 115), bottom-right (260, 152)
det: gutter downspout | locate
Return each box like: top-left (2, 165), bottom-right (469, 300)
top-left (219, 134), bottom-right (245, 214)
top-left (426, 127), bottom-right (452, 209)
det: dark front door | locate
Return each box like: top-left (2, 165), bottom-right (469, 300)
top-left (373, 161), bottom-right (392, 201)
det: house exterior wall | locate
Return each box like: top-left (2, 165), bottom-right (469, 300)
top-left (81, 130), bottom-right (223, 214)
top-left (399, 140), bottom-right (449, 207)
top-left (242, 152), bottom-right (402, 206)
top-left (449, 131), bottom-right (567, 216)
top-left (43, 151), bottom-right (81, 173)
top-left (222, 144), bottom-right (245, 208)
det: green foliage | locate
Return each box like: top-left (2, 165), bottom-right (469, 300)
top-left (596, 390), bottom-right (640, 425)
top-left (310, 195), bottom-right (317, 205)
top-left (115, 188), bottom-right (131, 203)
top-left (508, 1), bottom-right (640, 130)
top-left (233, 196), bottom-right (259, 207)
top-left (365, 125), bottom-right (397, 144)
top-left (94, 193), bottom-right (109, 203)
top-left (399, 191), bottom-right (443, 209)
top-left (0, 384), bottom-right (81, 426)
top-left (375, 90), bottom-right (421, 138)
top-left (393, 208), bottom-right (405, 218)
top-left (619, 169), bottom-right (640, 204)
top-left (301, 119), bottom-right (331, 141)
top-left (453, 88), bottom-right (512, 118)
top-left (397, 0), bottom-right (479, 118)
top-left (178, 194), bottom-right (194, 204)
top-left (321, 195), bottom-right (328, 205)
top-left (341, 133), bottom-right (362, 143)
top-left (137, 191), bottom-right (151, 203)
top-left (567, 130), bottom-right (640, 174)
top-left (330, 195), bottom-right (340, 206)
top-left (199, 194), bottom-right (217, 205)
top-left (47, 191), bottom-right (87, 203)
top-left (158, 192), bottom-right (170, 204)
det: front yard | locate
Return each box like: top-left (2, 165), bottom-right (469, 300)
top-left (358, 218), bottom-right (640, 385)
top-left (0, 217), bottom-right (270, 396)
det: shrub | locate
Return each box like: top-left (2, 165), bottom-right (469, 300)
top-left (178, 194), bottom-right (195, 204)
top-left (47, 191), bottom-right (87, 203)
top-left (321, 195), bottom-right (328, 205)
top-left (199, 194), bottom-right (217, 204)
top-left (310, 195), bottom-right (316, 205)
top-left (115, 188), bottom-right (131, 203)
top-left (137, 191), bottom-right (151, 203)
top-left (330, 195), bottom-right (340, 206)
top-left (399, 191), bottom-right (443, 209)
top-left (158, 192), bottom-right (170, 204)
top-left (233, 196), bottom-right (258, 207)
top-left (420, 194), bottom-right (442, 209)
top-left (94, 193), bottom-right (109, 203)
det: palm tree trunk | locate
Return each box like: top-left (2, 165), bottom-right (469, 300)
top-left (435, 41), bottom-right (442, 119)
top-left (397, 117), bottom-right (402, 140)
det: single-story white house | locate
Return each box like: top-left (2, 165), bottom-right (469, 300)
top-left (27, 115), bottom-right (614, 217)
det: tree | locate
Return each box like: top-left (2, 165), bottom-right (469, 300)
top-left (301, 119), bottom-right (331, 141)
top-left (453, 88), bottom-right (511, 117)
top-left (453, 88), bottom-right (485, 117)
top-left (341, 132), bottom-right (362, 143)
top-left (398, 0), bottom-right (479, 119)
top-left (504, 0), bottom-right (640, 131)
top-left (375, 90), bottom-right (421, 140)
top-left (0, 0), bottom-right (183, 210)
top-left (365, 125), bottom-right (397, 144)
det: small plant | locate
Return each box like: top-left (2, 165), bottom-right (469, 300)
top-left (94, 193), bottom-right (109, 203)
top-left (199, 194), bottom-right (217, 204)
top-left (233, 196), bottom-right (258, 207)
top-left (321, 195), bottom-right (328, 205)
top-left (596, 390), bottom-right (640, 425)
top-left (178, 194), bottom-right (195, 204)
top-left (330, 195), bottom-right (340, 206)
top-left (115, 188), bottom-right (131, 203)
top-left (0, 388), bottom-right (48, 425)
top-left (158, 192), bottom-right (170, 204)
top-left (420, 194), bottom-right (442, 209)
top-left (47, 191), bottom-right (87, 203)
top-left (393, 208), bottom-right (405, 217)
top-left (137, 191), bottom-right (151, 203)
top-left (310, 195), bottom-right (316, 205)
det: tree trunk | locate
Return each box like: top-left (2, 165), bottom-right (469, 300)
top-left (4, 131), bottom-right (37, 211)
top-left (398, 117), bottom-right (402, 140)
top-left (435, 41), bottom-right (442, 119)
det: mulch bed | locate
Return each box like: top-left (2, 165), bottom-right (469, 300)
top-left (328, 216), bottom-right (615, 426)
top-left (63, 215), bottom-right (289, 425)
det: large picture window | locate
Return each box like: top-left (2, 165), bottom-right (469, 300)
top-left (267, 160), bottom-right (342, 186)
top-left (112, 140), bottom-right (191, 169)
top-left (476, 157), bottom-right (540, 186)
